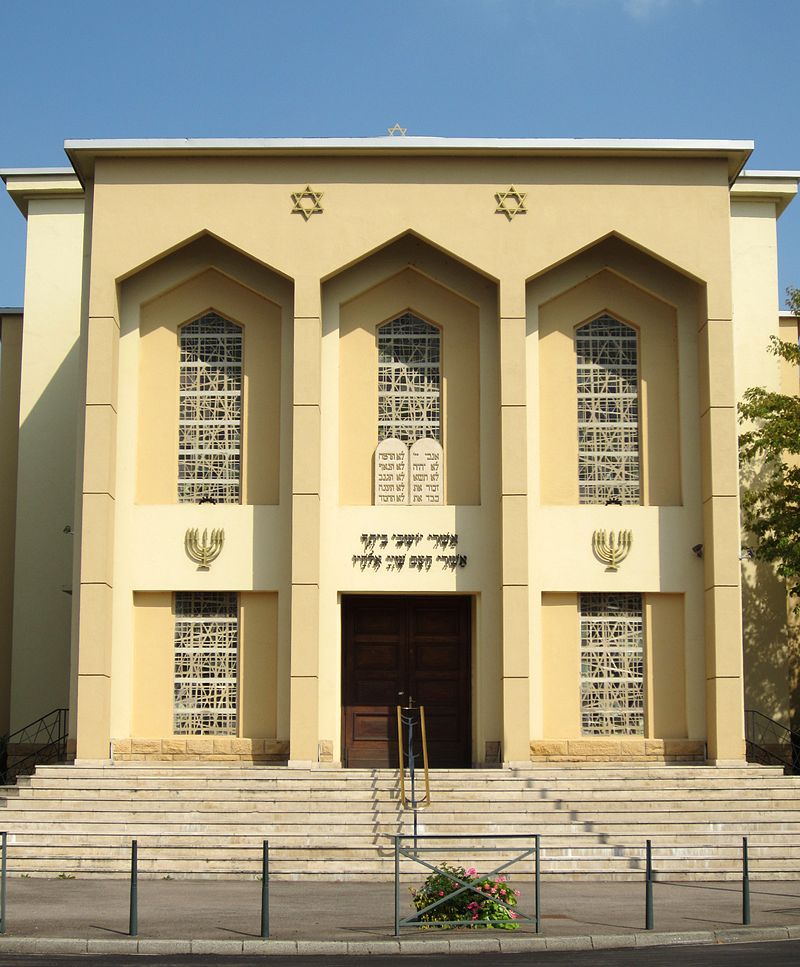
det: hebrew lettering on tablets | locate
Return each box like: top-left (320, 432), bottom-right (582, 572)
top-left (409, 438), bottom-right (443, 505)
top-left (374, 438), bottom-right (409, 505)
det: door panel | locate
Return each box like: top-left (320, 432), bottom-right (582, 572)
top-left (342, 596), bottom-right (471, 768)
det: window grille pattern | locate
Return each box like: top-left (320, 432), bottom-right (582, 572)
top-left (378, 313), bottom-right (441, 443)
top-left (580, 592), bottom-right (644, 736)
top-left (178, 312), bottom-right (242, 503)
top-left (173, 592), bottom-right (238, 736)
top-left (576, 315), bottom-right (640, 504)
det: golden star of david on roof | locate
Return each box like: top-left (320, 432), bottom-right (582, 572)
top-left (387, 123), bottom-right (407, 136)
top-left (495, 185), bottom-right (528, 220)
top-left (291, 185), bottom-right (324, 221)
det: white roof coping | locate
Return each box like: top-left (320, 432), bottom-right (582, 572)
top-left (0, 168), bottom-right (75, 178)
top-left (62, 136), bottom-right (754, 151)
top-left (739, 170), bottom-right (800, 179)
top-left (62, 136), bottom-right (754, 184)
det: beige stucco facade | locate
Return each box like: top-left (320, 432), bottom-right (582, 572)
top-left (1, 139), bottom-right (797, 768)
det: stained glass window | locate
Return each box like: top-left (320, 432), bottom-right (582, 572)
top-left (173, 592), bottom-right (238, 736)
top-left (576, 315), bottom-right (640, 504)
top-left (580, 592), bottom-right (644, 736)
top-left (378, 312), bottom-right (441, 444)
top-left (178, 312), bottom-right (242, 503)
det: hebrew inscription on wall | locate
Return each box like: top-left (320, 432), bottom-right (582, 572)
top-left (409, 438), bottom-right (443, 505)
top-left (352, 532), bottom-right (467, 573)
top-left (374, 437), bottom-right (409, 505)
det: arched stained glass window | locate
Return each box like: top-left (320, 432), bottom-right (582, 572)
top-left (576, 314), bottom-right (640, 505)
top-left (178, 312), bottom-right (243, 503)
top-left (377, 312), bottom-right (441, 444)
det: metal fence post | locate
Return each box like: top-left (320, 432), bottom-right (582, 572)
top-left (0, 831), bottom-right (7, 936)
top-left (129, 840), bottom-right (138, 937)
top-left (394, 836), bottom-right (400, 937)
top-left (742, 836), bottom-right (751, 926)
top-left (645, 839), bottom-right (653, 931)
top-left (534, 834), bottom-right (541, 934)
top-left (260, 840), bottom-right (270, 939)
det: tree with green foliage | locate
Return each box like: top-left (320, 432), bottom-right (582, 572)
top-left (738, 287), bottom-right (800, 606)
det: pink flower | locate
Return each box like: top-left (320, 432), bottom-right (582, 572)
top-left (510, 911), bottom-right (519, 919)
top-left (466, 868), bottom-right (477, 876)
top-left (438, 890), bottom-right (445, 896)
top-left (514, 889), bottom-right (521, 897)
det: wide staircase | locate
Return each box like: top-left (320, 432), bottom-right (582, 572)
top-left (1, 763), bottom-right (800, 881)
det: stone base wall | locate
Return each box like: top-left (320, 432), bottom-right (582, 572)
top-left (112, 738), bottom-right (289, 763)
top-left (529, 739), bottom-right (706, 763)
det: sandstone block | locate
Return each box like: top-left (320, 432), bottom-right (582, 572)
top-left (186, 738), bottom-right (213, 755)
top-left (530, 741), bottom-right (568, 757)
top-left (161, 739), bottom-right (187, 754)
top-left (130, 738), bottom-right (161, 755)
top-left (567, 739), bottom-right (621, 757)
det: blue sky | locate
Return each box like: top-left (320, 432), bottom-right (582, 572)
top-left (1, 0), bottom-right (798, 306)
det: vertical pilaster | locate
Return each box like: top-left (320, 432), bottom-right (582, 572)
top-left (499, 283), bottom-right (531, 765)
top-left (288, 282), bottom-right (322, 765)
top-left (75, 313), bottom-right (119, 759)
top-left (699, 317), bottom-right (745, 762)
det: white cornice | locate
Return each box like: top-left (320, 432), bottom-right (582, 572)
top-left (61, 136), bottom-right (754, 184)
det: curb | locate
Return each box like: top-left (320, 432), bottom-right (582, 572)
top-left (0, 926), bottom-right (796, 956)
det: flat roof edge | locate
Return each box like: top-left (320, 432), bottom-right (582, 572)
top-left (63, 136), bottom-right (756, 150)
top-left (0, 307), bottom-right (23, 314)
top-left (0, 167), bottom-right (75, 177)
top-left (740, 170), bottom-right (800, 179)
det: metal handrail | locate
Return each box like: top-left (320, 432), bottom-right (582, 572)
top-left (744, 708), bottom-right (800, 775)
top-left (0, 708), bottom-right (69, 785)
top-left (397, 705), bottom-right (431, 848)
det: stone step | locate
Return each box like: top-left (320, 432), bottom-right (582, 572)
top-left (3, 831), bottom-right (798, 849)
top-left (4, 811), bottom-right (800, 830)
top-left (12, 781), bottom-right (800, 800)
top-left (4, 855), bottom-right (796, 878)
top-left (24, 767), bottom-right (789, 784)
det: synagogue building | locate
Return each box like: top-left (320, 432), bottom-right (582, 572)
top-left (1, 137), bottom-right (798, 770)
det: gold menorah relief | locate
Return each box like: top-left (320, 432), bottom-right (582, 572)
top-left (185, 528), bottom-right (225, 570)
top-left (592, 529), bottom-right (633, 572)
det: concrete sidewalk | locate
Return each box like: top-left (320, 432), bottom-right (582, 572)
top-left (0, 878), bottom-right (799, 955)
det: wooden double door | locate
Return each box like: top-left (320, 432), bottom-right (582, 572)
top-left (342, 595), bottom-right (471, 768)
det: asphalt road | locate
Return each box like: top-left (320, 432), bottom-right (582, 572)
top-left (0, 940), bottom-right (798, 966)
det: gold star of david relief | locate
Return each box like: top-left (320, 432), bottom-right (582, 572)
top-left (495, 185), bottom-right (528, 220)
top-left (291, 185), bottom-right (324, 221)
top-left (387, 123), bottom-right (407, 136)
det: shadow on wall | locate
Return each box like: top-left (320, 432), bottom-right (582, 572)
top-left (9, 338), bottom-right (80, 731)
top-left (741, 555), bottom-right (800, 732)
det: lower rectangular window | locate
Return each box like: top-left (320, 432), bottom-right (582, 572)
top-left (173, 591), bottom-right (238, 735)
top-left (579, 592), bottom-right (644, 736)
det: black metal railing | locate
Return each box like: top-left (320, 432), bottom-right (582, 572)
top-left (744, 708), bottom-right (800, 775)
top-left (0, 708), bottom-right (69, 786)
